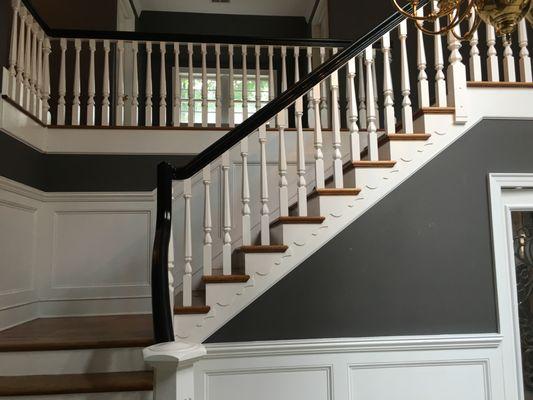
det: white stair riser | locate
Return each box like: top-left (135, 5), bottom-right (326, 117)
top-left (244, 253), bottom-right (285, 276)
top-left (205, 282), bottom-right (249, 307)
top-left (381, 141), bottom-right (423, 162)
top-left (0, 348), bottom-right (147, 376)
top-left (307, 195), bottom-right (356, 217)
top-left (343, 168), bottom-right (390, 190)
top-left (0, 392), bottom-right (152, 400)
top-left (270, 224), bottom-right (322, 247)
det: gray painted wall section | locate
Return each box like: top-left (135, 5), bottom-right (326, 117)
top-left (206, 119), bottom-right (533, 343)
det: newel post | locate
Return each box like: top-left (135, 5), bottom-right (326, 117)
top-left (446, 17), bottom-right (468, 124)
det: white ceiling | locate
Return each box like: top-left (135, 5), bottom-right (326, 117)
top-left (133, 0), bottom-right (317, 20)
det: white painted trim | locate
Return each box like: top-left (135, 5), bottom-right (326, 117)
top-left (488, 173), bottom-right (533, 400)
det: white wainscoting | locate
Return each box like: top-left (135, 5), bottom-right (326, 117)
top-left (0, 176), bottom-right (155, 329)
top-left (197, 335), bottom-right (504, 400)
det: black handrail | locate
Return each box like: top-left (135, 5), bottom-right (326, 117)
top-left (19, 0), bottom-right (351, 48)
top-left (150, 1), bottom-right (426, 343)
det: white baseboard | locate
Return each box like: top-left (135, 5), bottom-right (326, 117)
top-left (0, 301), bottom-right (39, 331)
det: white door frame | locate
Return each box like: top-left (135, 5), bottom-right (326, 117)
top-left (489, 173), bottom-right (533, 400)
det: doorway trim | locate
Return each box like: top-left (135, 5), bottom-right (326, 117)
top-left (489, 173), bottom-right (533, 400)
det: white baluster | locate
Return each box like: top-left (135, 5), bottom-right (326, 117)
top-left (228, 44), bottom-right (235, 128)
top-left (101, 40), bottom-right (110, 126)
top-left (145, 41), bottom-right (153, 126)
top-left (201, 43), bottom-right (207, 126)
top-left (8, 0), bottom-right (20, 99)
top-left (268, 45), bottom-right (275, 126)
top-left (241, 138), bottom-right (251, 245)
top-left (382, 33), bottom-right (395, 134)
top-left (447, 14), bottom-right (468, 123)
top-left (357, 54), bottom-right (367, 129)
top-left (187, 43), bottom-right (194, 127)
top-left (518, 20), bottom-right (532, 82)
top-left (16, 7), bottom-right (26, 105)
top-left (57, 38), bottom-right (67, 125)
top-left (486, 25), bottom-right (500, 82)
top-left (295, 95), bottom-right (307, 216)
top-left (277, 109), bottom-right (289, 216)
top-left (468, 10), bottom-right (482, 81)
top-left (202, 166), bottom-right (212, 276)
top-left (306, 47), bottom-right (314, 128)
top-left (258, 124), bottom-right (270, 245)
top-left (255, 45), bottom-right (261, 113)
top-left (116, 40), bottom-right (125, 125)
top-left (182, 178), bottom-right (192, 307)
top-left (215, 44), bottom-right (222, 127)
top-left (371, 49), bottom-right (380, 129)
top-left (71, 39), bottom-right (81, 125)
top-left (502, 35), bottom-right (516, 83)
top-left (281, 45), bottom-right (288, 122)
top-left (319, 47), bottom-right (329, 129)
top-left (313, 84), bottom-right (325, 188)
top-left (168, 226), bottom-right (175, 312)
top-left (30, 21), bottom-right (37, 115)
top-left (41, 38), bottom-right (50, 124)
top-left (159, 42), bottom-right (167, 126)
top-left (35, 29), bottom-right (43, 120)
top-left (330, 68), bottom-right (343, 188)
top-left (221, 152), bottom-right (232, 275)
top-left (399, 21), bottom-right (413, 133)
top-left (242, 45), bottom-right (248, 120)
top-left (86, 39), bottom-right (96, 126)
top-left (433, 1), bottom-right (447, 107)
top-left (23, 15), bottom-right (32, 110)
top-left (416, 9), bottom-right (430, 108)
top-left (131, 42), bottom-right (139, 126)
top-left (347, 57), bottom-right (360, 162)
top-left (172, 42), bottom-right (180, 126)
top-left (365, 46), bottom-right (379, 160)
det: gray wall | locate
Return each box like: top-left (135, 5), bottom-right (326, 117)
top-left (206, 118), bottom-right (533, 343)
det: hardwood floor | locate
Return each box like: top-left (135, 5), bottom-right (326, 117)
top-left (0, 315), bottom-right (153, 351)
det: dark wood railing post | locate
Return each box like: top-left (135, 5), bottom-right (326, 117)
top-left (151, 162), bottom-right (174, 343)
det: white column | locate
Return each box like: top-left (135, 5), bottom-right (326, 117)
top-left (187, 43), bottom-right (194, 127)
top-left (241, 138), bottom-right (251, 245)
top-left (486, 25), bottom-right (500, 82)
top-left (228, 45), bottom-right (235, 128)
top-left (8, 0), bottom-right (20, 99)
top-left (131, 42), bottom-right (139, 126)
top-left (215, 44), bottom-right (222, 127)
top-left (41, 37), bottom-right (51, 124)
top-left (295, 95), bottom-right (307, 216)
top-left (35, 29), bottom-right (43, 120)
top-left (468, 10), bottom-right (482, 81)
top-left (201, 43), bottom-right (207, 126)
top-left (202, 166), bottom-right (212, 276)
top-left (87, 39), bottom-right (96, 126)
top-left (502, 35), bottom-right (516, 83)
top-left (182, 178), bottom-right (192, 307)
top-left (116, 40), bottom-right (125, 126)
top-left (347, 57), bottom-right (360, 162)
top-left (306, 47), bottom-right (314, 128)
top-left (268, 45), bottom-right (275, 126)
top-left (277, 109), bottom-right (289, 217)
top-left (399, 21), bottom-right (413, 133)
top-left (102, 40), bottom-right (111, 126)
top-left (23, 15), bottom-right (32, 110)
top-left (293, 46), bottom-right (300, 127)
top-left (330, 68), bottom-right (343, 188)
top-left (258, 124), bottom-right (270, 245)
top-left (416, 10), bottom-right (430, 108)
top-left (313, 84), bottom-right (325, 188)
top-left (16, 7), bottom-right (26, 105)
top-left (29, 21), bottom-right (37, 115)
top-left (319, 47), bottom-right (329, 129)
top-left (518, 20), bottom-right (532, 82)
top-left (255, 45), bottom-right (261, 113)
top-left (433, 1), bottom-right (447, 107)
top-left (382, 33), bottom-right (395, 134)
top-left (71, 39), bottom-right (81, 125)
top-left (159, 42), bottom-right (167, 126)
top-left (447, 16), bottom-right (468, 123)
top-left (172, 43), bottom-right (180, 126)
top-left (168, 226), bottom-right (175, 313)
top-left (357, 54), bottom-right (367, 129)
top-left (242, 45), bottom-right (248, 120)
top-left (365, 46), bottom-right (379, 160)
top-left (57, 38), bottom-right (67, 125)
top-left (145, 41), bottom-right (153, 126)
top-left (281, 46), bottom-right (288, 122)
top-left (221, 151), bottom-right (232, 275)
top-left (371, 48), bottom-right (380, 129)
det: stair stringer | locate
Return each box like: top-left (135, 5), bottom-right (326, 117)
top-left (174, 87), bottom-right (533, 343)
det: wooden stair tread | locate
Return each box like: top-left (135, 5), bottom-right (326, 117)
top-left (0, 315), bottom-right (153, 352)
top-left (174, 305), bottom-right (211, 314)
top-left (352, 160), bottom-right (397, 168)
top-left (238, 245), bottom-right (289, 253)
top-left (467, 81), bottom-right (533, 88)
top-left (0, 371), bottom-right (153, 396)
top-left (203, 274), bottom-right (251, 283)
top-left (308, 188), bottom-right (361, 200)
top-left (271, 216), bottom-right (325, 227)
top-left (386, 133), bottom-right (431, 141)
top-left (174, 290), bottom-right (208, 313)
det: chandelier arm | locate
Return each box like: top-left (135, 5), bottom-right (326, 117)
top-left (451, 13), bottom-right (482, 41)
top-left (391, 0), bottom-right (452, 21)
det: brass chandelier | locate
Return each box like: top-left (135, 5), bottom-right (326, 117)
top-left (391, 0), bottom-right (532, 40)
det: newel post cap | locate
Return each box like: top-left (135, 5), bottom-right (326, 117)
top-left (143, 341), bottom-right (206, 366)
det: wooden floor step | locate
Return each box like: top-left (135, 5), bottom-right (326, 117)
top-left (203, 274), bottom-right (251, 283)
top-left (352, 160), bottom-right (397, 168)
top-left (237, 245), bottom-right (289, 253)
top-left (467, 81), bottom-right (533, 89)
top-left (174, 305), bottom-right (211, 315)
top-left (308, 188), bottom-right (361, 200)
top-left (270, 216), bottom-right (325, 227)
top-left (0, 315), bottom-right (153, 352)
top-left (0, 371), bottom-right (153, 396)
top-left (386, 133), bottom-right (431, 141)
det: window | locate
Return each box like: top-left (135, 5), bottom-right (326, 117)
top-left (233, 77), bottom-right (270, 124)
